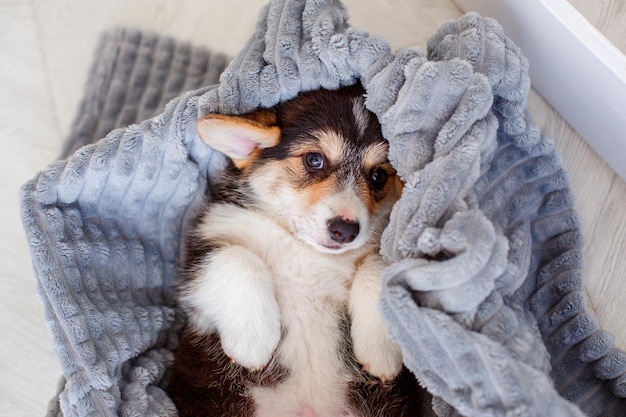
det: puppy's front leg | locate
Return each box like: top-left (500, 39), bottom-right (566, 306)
top-left (349, 254), bottom-right (402, 381)
top-left (186, 245), bottom-right (281, 371)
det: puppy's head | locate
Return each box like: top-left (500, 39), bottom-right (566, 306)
top-left (197, 84), bottom-right (399, 254)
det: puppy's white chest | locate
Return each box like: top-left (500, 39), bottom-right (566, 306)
top-left (268, 237), bottom-right (353, 302)
top-left (254, 232), bottom-right (358, 416)
top-left (199, 204), bottom-right (361, 414)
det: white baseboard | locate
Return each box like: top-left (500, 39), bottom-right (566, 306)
top-left (453, 0), bottom-right (626, 181)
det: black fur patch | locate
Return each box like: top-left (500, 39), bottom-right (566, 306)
top-left (262, 84), bottom-right (382, 161)
top-left (168, 328), bottom-right (289, 417)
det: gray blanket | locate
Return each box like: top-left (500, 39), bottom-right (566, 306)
top-left (20, 0), bottom-right (626, 416)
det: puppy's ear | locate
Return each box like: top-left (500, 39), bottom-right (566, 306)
top-left (197, 109), bottom-right (280, 169)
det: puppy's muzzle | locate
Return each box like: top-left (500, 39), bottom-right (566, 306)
top-left (327, 216), bottom-right (360, 244)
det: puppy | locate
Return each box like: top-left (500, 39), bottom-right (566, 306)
top-left (169, 84), bottom-right (432, 417)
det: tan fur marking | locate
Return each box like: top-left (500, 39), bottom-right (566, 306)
top-left (275, 158), bottom-right (307, 183)
top-left (236, 149), bottom-right (264, 171)
top-left (305, 177), bottom-right (337, 207)
top-left (252, 157), bottom-right (338, 208)
top-left (313, 130), bottom-right (344, 165)
top-left (393, 175), bottom-right (404, 195)
top-left (357, 177), bottom-right (377, 214)
top-left (238, 108), bottom-right (277, 127)
top-left (361, 142), bottom-right (389, 171)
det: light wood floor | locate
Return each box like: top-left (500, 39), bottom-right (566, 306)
top-left (569, 0), bottom-right (626, 54)
top-left (1, 0), bottom-right (624, 415)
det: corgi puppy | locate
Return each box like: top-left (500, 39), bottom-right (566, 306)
top-left (169, 84), bottom-right (432, 417)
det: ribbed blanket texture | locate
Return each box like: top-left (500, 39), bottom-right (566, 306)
top-left (19, 1), bottom-right (626, 416)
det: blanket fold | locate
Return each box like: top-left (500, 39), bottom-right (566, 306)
top-left (20, 2), bottom-right (626, 417)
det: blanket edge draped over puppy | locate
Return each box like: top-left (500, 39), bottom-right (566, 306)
top-left (20, 0), bottom-right (626, 416)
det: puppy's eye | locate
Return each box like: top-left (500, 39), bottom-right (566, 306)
top-left (304, 152), bottom-right (325, 172)
top-left (369, 168), bottom-right (388, 188)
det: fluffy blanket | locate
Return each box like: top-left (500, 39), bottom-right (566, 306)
top-left (20, 1), bottom-right (626, 416)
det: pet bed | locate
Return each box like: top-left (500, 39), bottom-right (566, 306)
top-left (20, 0), bottom-right (626, 416)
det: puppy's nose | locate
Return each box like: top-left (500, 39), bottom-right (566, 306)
top-left (327, 216), bottom-right (360, 244)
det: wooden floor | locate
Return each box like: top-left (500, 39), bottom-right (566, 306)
top-left (569, 0), bottom-right (626, 54)
top-left (1, 0), bottom-right (624, 415)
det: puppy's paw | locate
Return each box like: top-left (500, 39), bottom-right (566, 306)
top-left (349, 254), bottom-right (403, 381)
top-left (352, 325), bottom-right (403, 382)
top-left (220, 316), bottom-right (281, 371)
top-left (192, 245), bottom-right (282, 371)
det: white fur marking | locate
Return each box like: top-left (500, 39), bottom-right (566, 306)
top-left (182, 244), bottom-right (281, 370)
top-left (349, 255), bottom-right (403, 380)
top-left (351, 96), bottom-right (368, 138)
